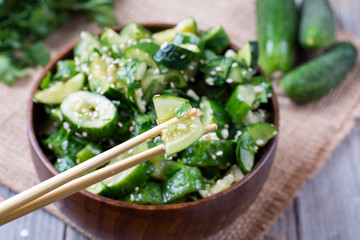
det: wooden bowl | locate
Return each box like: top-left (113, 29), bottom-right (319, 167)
top-left (27, 23), bottom-right (279, 240)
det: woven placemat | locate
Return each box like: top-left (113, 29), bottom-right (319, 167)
top-left (1, 0), bottom-right (359, 239)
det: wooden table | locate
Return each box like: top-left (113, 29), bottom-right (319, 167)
top-left (1, 0), bottom-right (359, 239)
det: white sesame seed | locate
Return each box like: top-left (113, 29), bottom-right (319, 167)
top-left (130, 194), bottom-right (135, 201)
top-left (255, 139), bottom-right (264, 145)
top-left (215, 67), bottom-right (222, 72)
top-left (19, 228), bottom-right (29, 238)
top-left (216, 151), bottom-right (223, 156)
top-left (205, 78), bottom-right (215, 86)
top-left (226, 78), bottom-right (233, 84)
top-left (210, 71), bottom-right (216, 76)
top-left (186, 89), bottom-right (200, 101)
top-left (220, 129), bottom-right (229, 139)
top-left (135, 187), bottom-right (139, 192)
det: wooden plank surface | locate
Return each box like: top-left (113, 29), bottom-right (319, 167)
top-left (1, 0), bottom-right (359, 239)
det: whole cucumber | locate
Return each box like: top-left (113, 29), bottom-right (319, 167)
top-left (299, 0), bottom-right (336, 49)
top-left (280, 42), bottom-right (357, 103)
top-left (256, 0), bottom-right (297, 76)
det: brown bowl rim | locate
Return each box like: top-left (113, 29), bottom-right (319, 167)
top-left (27, 22), bottom-right (280, 211)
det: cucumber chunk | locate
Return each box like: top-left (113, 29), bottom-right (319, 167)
top-left (236, 41), bottom-right (259, 69)
top-left (154, 41), bottom-right (200, 70)
top-left (103, 161), bottom-right (154, 197)
top-left (163, 166), bottom-right (204, 202)
top-left (88, 54), bottom-right (117, 95)
top-left (141, 68), bottom-right (187, 102)
top-left (120, 22), bottom-right (152, 40)
top-left (153, 95), bottom-right (206, 156)
top-left (34, 73), bottom-right (85, 104)
top-left (124, 181), bottom-right (163, 205)
top-left (236, 123), bottom-right (278, 173)
top-left (87, 182), bottom-right (112, 197)
top-left (173, 33), bottom-right (204, 49)
top-left (200, 99), bottom-right (230, 139)
top-left (125, 42), bottom-right (160, 67)
top-left (60, 91), bottom-right (119, 141)
top-left (164, 162), bottom-right (186, 179)
top-left (226, 84), bottom-right (256, 124)
top-left (100, 28), bottom-right (127, 57)
top-left (76, 142), bottom-right (102, 164)
top-left (53, 60), bottom-right (78, 80)
top-left (74, 31), bottom-right (102, 64)
top-left (200, 26), bottom-right (230, 53)
top-left (200, 55), bottom-right (233, 86)
top-left (153, 17), bottom-right (197, 45)
top-left (153, 95), bottom-right (187, 123)
top-left (179, 140), bottom-right (235, 168)
top-left (54, 156), bottom-right (76, 173)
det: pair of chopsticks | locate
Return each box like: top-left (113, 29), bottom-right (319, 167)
top-left (0, 108), bottom-right (217, 225)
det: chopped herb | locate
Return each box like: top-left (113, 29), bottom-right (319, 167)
top-left (174, 101), bottom-right (192, 119)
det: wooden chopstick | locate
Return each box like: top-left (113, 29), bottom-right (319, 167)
top-left (0, 108), bottom-right (198, 218)
top-left (0, 123), bottom-right (217, 225)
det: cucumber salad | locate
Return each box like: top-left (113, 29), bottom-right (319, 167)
top-left (35, 18), bottom-right (278, 205)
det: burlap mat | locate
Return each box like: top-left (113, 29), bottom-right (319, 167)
top-left (1, 0), bottom-right (359, 239)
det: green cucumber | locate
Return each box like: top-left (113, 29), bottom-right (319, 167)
top-left (226, 84), bottom-right (256, 124)
top-left (124, 42), bottom-right (160, 67)
top-left (236, 123), bottom-right (278, 173)
top-left (173, 33), bottom-right (204, 49)
top-left (86, 182), bottom-right (112, 197)
top-left (236, 41), bottom-right (258, 70)
top-left (76, 142), bottom-right (102, 164)
top-left (179, 140), bottom-right (235, 168)
top-left (47, 107), bottom-right (63, 123)
top-left (60, 91), bottom-right (119, 140)
top-left (120, 22), bottom-right (152, 40)
top-left (200, 26), bottom-right (230, 54)
top-left (153, 17), bottom-right (197, 45)
top-left (54, 156), bottom-right (76, 173)
top-left (124, 181), bottom-right (163, 205)
top-left (103, 161), bottom-right (154, 197)
top-left (100, 28), bottom-right (127, 56)
top-left (153, 95), bottom-right (205, 156)
top-left (200, 99), bottom-right (230, 139)
top-left (153, 41), bottom-right (200, 70)
top-left (74, 31), bottom-right (102, 64)
top-left (256, 0), bottom-right (297, 75)
top-left (53, 60), bottom-right (77, 80)
top-left (34, 73), bottom-right (85, 104)
top-left (200, 56), bottom-right (234, 86)
top-left (299, 0), bottom-right (335, 49)
top-left (280, 42), bottom-right (358, 103)
top-left (88, 54), bottom-right (117, 95)
top-left (164, 162), bottom-right (186, 179)
top-left (163, 166), bottom-right (204, 202)
top-left (141, 68), bottom-right (187, 101)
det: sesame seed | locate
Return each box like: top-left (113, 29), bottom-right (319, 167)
top-left (220, 129), bottom-right (229, 139)
top-left (210, 71), bottom-right (216, 76)
top-left (215, 67), bottom-right (222, 72)
top-left (226, 78), bottom-right (233, 84)
top-left (216, 151), bottom-right (223, 156)
top-left (180, 54), bottom-right (186, 59)
top-left (255, 139), bottom-right (264, 145)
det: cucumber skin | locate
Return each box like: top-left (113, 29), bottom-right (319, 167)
top-left (299, 0), bottom-right (335, 50)
top-left (280, 42), bottom-right (358, 103)
top-left (256, 0), bottom-right (297, 75)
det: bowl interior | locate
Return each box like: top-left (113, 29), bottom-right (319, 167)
top-left (28, 23), bottom-right (280, 210)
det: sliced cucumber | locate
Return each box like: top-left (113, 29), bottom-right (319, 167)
top-left (242, 123), bottom-right (278, 147)
top-left (163, 166), bottom-right (204, 202)
top-left (88, 54), bottom-right (115, 94)
top-left (74, 31), bottom-right (102, 64)
top-left (236, 41), bottom-right (259, 69)
top-left (153, 17), bottom-right (197, 45)
top-left (236, 123), bottom-right (278, 173)
top-left (226, 84), bottom-right (256, 124)
top-left (153, 95), bottom-right (206, 156)
top-left (149, 157), bottom-right (172, 181)
top-left (100, 28), bottom-right (127, 56)
top-left (60, 91), bottom-right (119, 140)
top-left (200, 56), bottom-right (234, 86)
top-left (103, 161), bottom-right (154, 197)
top-left (227, 64), bottom-right (244, 84)
top-left (179, 140), bottom-right (235, 168)
top-left (154, 41), bottom-right (200, 70)
top-left (120, 22), bottom-right (152, 40)
top-left (164, 162), bottom-right (186, 179)
top-left (123, 181), bottom-right (163, 205)
top-left (53, 60), bottom-right (77, 80)
top-left (200, 99), bottom-right (230, 139)
top-left (76, 142), bottom-right (102, 164)
top-left (201, 26), bottom-right (230, 53)
top-left (173, 33), bottom-right (204, 49)
top-left (86, 182), bottom-right (111, 197)
top-left (153, 95), bottom-right (187, 123)
top-left (34, 73), bottom-right (85, 104)
top-left (124, 42), bottom-right (160, 67)
top-left (54, 156), bottom-right (76, 173)
top-left (141, 68), bottom-right (187, 102)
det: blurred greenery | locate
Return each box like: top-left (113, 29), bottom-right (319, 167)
top-left (0, 0), bottom-right (118, 85)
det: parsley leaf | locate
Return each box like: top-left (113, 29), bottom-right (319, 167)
top-left (174, 101), bottom-right (192, 119)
